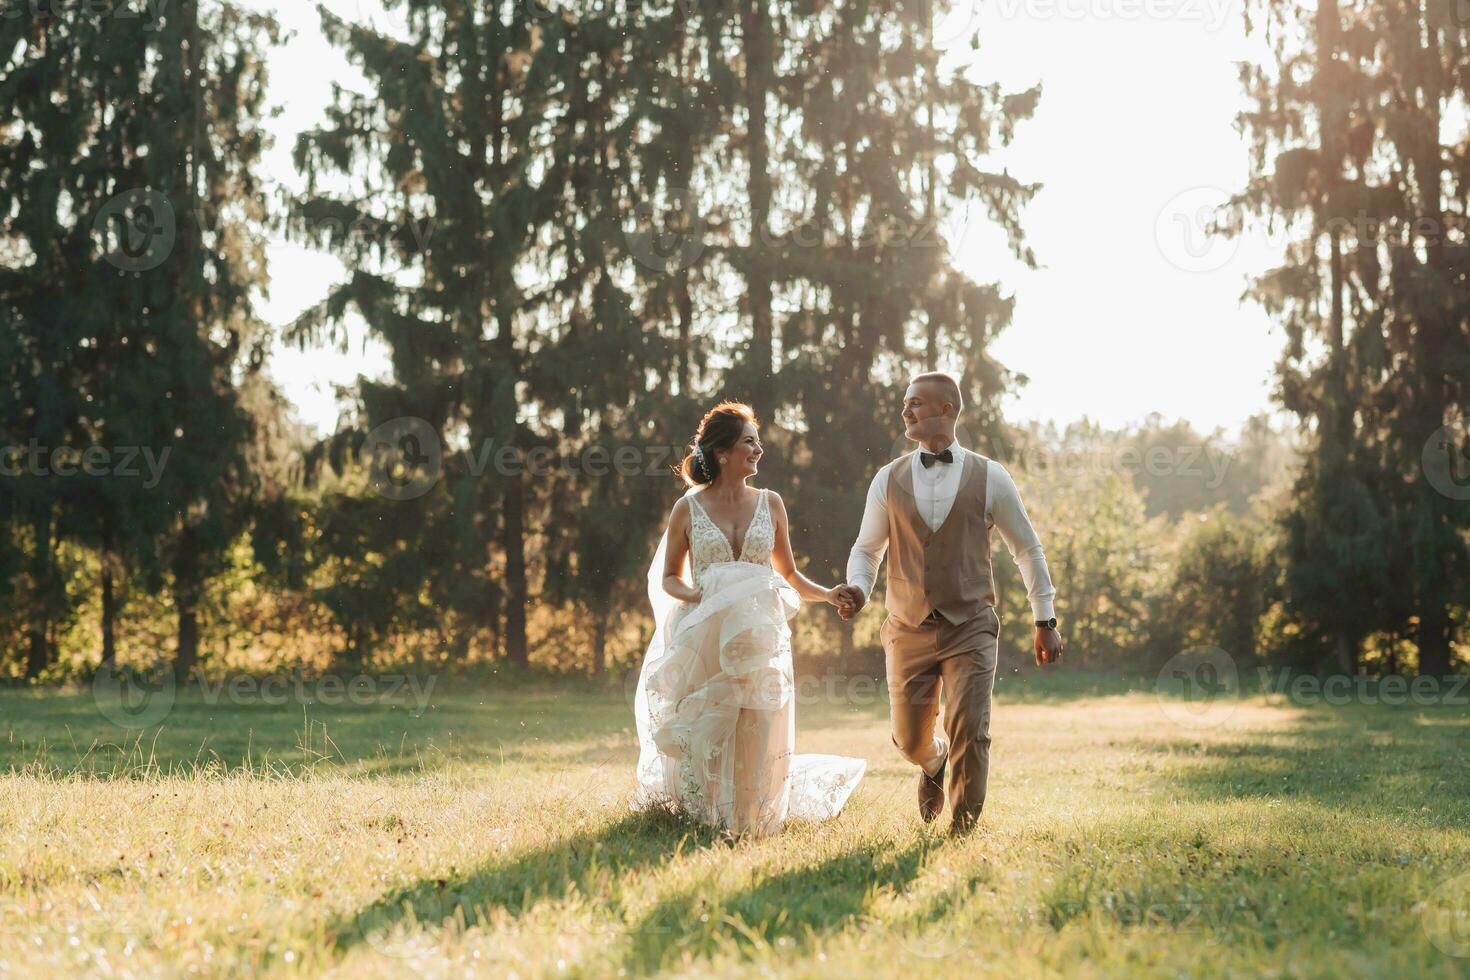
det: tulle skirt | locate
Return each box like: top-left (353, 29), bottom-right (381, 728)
top-left (633, 561), bottom-right (866, 837)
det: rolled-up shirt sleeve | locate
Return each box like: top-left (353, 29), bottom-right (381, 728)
top-left (845, 467), bottom-right (891, 601)
top-left (988, 462), bottom-right (1057, 622)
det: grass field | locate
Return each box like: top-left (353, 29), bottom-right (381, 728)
top-left (4, 667), bottom-right (1470, 977)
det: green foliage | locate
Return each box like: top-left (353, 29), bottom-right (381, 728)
top-left (1233, 0), bottom-right (1470, 673)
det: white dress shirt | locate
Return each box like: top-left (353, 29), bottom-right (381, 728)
top-left (845, 438), bottom-right (1057, 622)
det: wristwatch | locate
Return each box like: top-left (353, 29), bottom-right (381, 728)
top-left (1034, 617), bottom-right (1057, 630)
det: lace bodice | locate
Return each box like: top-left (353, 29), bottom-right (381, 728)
top-left (687, 488), bottom-right (774, 586)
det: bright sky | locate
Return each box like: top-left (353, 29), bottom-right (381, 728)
top-left (249, 0), bottom-right (1290, 439)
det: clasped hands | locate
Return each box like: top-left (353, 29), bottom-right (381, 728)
top-left (827, 583), bottom-right (866, 620)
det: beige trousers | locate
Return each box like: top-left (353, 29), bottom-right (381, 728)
top-left (881, 606), bottom-right (1000, 824)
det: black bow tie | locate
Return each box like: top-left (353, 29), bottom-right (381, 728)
top-left (919, 449), bottom-right (954, 468)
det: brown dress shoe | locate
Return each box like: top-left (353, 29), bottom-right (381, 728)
top-left (918, 759), bottom-right (945, 822)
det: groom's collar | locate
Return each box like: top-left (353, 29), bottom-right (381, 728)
top-left (914, 437), bottom-right (963, 459)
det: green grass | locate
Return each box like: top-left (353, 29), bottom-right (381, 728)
top-left (3, 669), bottom-right (1470, 977)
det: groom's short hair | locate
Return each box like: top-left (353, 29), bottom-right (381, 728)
top-left (909, 371), bottom-right (964, 415)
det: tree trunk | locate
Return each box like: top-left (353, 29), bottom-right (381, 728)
top-left (501, 474), bottom-right (530, 666)
top-left (1410, 17), bottom-right (1455, 679)
top-left (742, 0), bottom-right (773, 380)
top-left (1333, 630), bottom-right (1355, 676)
top-left (676, 268), bottom-right (693, 395)
top-left (101, 550), bottom-right (117, 668)
top-left (592, 606), bottom-right (609, 674)
top-left (1417, 602), bottom-right (1452, 677)
top-left (174, 525), bottom-right (201, 680)
top-left (24, 504), bottom-right (53, 680)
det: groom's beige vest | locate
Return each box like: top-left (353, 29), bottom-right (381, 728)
top-left (883, 449), bottom-right (996, 628)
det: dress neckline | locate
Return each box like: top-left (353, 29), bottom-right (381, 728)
top-left (691, 487), bottom-right (764, 562)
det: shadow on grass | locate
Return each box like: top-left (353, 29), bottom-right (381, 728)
top-left (333, 806), bottom-right (718, 957)
top-left (1135, 702), bottom-right (1470, 829)
top-left (615, 836), bottom-right (941, 974)
top-left (335, 805), bottom-right (944, 973)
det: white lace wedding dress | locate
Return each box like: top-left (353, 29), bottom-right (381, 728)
top-left (634, 487), bottom-right (866, 837)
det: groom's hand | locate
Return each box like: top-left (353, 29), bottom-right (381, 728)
top-left (834, 584), bottom-right (866, 621)
top-left (1035, 626), bottom-right (1064, 666)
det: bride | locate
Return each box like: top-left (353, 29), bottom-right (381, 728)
top-left (634, 401), bottom-right (867, 837)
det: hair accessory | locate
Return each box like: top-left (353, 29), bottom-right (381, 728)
top-left (693, 444), bottom-right (706, 471)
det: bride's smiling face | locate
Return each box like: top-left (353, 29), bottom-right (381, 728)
top-left (719, 422), bottom-right (763, 480)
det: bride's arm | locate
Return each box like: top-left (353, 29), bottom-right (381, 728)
top-left (768, 492), bottom-right (851, 609)
top-left (661, 498), bottom-right (703, 603)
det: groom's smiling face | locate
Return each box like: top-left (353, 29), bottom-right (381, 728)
top-left (901, 382), bottom-right (956, 443)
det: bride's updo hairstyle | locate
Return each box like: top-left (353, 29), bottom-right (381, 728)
top-left (678, 401), bottom-right (758, 487)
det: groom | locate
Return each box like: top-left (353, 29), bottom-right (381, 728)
top-left (836, 372), bottom-right (1063, 834)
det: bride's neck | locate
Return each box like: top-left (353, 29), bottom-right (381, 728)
top-left (705, 475), bottom-right (748, 501)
